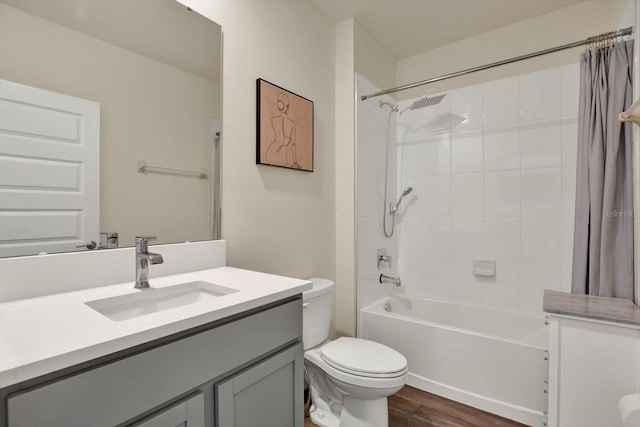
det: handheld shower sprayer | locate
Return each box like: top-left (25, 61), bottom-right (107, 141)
top-left (390, 187), bottom-right (413, 213)
top-left (383, 186), bottom-right (413, 238)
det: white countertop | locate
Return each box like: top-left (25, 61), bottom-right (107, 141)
top-left (0, 266), bottom-right (311, 389)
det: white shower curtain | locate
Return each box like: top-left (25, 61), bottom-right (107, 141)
top-left (572, 39), bottom-right (635, 300)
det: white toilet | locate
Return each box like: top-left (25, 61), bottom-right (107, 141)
top-left (303, 278), bottom-right (408, 427)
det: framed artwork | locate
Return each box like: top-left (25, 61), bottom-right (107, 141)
top-left (256, 78), bottom-right (314, 171)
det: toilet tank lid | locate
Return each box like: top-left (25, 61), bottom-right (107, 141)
top-left (303, 277), bottom-right (334, 299)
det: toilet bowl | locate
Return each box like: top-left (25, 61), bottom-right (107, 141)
top-left (303, 278), bottom-right (408, 427)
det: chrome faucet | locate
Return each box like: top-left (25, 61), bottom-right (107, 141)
top-left (135, 236), bottom-right (164, 289)
top-left (379, 274), bottom-right (401, 287)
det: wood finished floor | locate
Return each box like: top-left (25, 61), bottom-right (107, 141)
top-left (304, 386), bottom-right (527, 427)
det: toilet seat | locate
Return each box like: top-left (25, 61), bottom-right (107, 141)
top-left (319, 337), bottom-right (407, 379)
top-left (305, 347), bottom-right (407, 391)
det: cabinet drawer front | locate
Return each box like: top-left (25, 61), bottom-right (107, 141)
top-left (8, 299), bottom-right (301, 427)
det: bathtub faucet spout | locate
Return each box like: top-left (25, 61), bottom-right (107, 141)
top-left (379, 274), bottom-right (401, 287)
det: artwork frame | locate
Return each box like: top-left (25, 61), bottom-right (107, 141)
top-left (256, 78), bottom-right (314, 172)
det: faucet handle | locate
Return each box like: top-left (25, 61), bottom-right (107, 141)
top-left (76, 240), bottom-right (97, 250)
top-left (135, 235), bottom-right (157, 243)
top-left (135, 236), bottom-right (157, 253)
top-left (377, 248), bottom-right (392, 269)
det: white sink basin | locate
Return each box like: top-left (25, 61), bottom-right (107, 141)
top-left (85, 281), bottom-right (239, 321)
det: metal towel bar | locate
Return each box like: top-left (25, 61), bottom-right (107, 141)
top-left (137, 160), bottom-right (207, 179)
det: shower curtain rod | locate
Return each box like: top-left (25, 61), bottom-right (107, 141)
top-left (361, 26), bottom-right (633, 101)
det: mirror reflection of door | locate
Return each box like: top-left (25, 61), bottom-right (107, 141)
top-left (0, 79), bottom-right (100, 257)
top-left (0, 0), bottom-right (221, 257)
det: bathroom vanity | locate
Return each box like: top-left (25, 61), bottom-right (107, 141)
top-left (544, 290), bottom-right (640, 427)
top-left (0, 241), bottom-right (311, 427)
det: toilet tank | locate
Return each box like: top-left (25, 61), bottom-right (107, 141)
top-left (302, 278), bottom-right (334, 350)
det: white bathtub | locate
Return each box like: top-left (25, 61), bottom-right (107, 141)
top-left (360, 295), bottom-right (549, 426)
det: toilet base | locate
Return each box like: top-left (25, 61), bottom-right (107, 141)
top-left (309, 397), bottom-right (388, 427)
top-left (340, 396), bottom-right (388, 427)
top-left (310, 405), bottom-right (340, 427)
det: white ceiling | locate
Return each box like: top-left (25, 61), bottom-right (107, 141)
top-left (308, 0), bottom-right (588, 59)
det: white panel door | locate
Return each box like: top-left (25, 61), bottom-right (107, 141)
top-left (0, 79), bottom-right (100, 257)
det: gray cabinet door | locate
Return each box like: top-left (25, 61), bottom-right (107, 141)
top-left (216, 344), bottom-right (304, 427)
top-left (133, 393), bottom-right (204, 427)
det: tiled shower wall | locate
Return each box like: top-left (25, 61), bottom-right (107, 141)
top-left (395, 63), bottom-right (580, 313)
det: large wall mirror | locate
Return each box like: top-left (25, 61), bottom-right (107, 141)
top-left (0, 0), bottom-right (222, 257)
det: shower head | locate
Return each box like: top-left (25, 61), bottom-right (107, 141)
top-left (379, 100), bottom-right (399, 113)
top-left (391, 186), bottom-right (413, 213)
top-left (400, 94), bottom-right (446, 115)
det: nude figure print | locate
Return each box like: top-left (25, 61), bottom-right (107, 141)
top-left (265, 92), bottom-right (300, 169)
